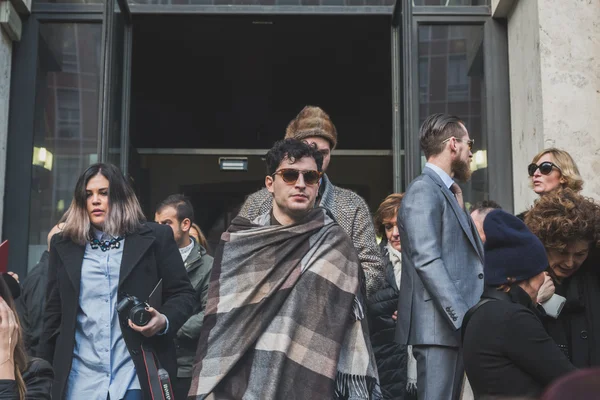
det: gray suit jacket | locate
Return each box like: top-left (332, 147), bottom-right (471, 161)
top-left (395, 166), bottom-right (484, 347)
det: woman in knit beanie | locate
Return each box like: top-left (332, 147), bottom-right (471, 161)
top-left (462, 210), bottom-right (575, 398)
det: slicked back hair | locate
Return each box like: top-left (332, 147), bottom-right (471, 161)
top-left (419, 113), bottom-right (466, 159)
top-left (61, 163), bottom-right (145, 245)
top-left (156, 194), bottom-right (195, 224)
top-left (265, 139), bottom-right (324, 176)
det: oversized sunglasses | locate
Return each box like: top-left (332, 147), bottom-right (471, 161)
top-left (271, 169), bottom-right (323, 185)
top-left (528, 162), bottom-right (562, 177)
top-left (442, 137), bottom-right (474, 151)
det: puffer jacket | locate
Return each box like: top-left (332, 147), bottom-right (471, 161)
top-left (368, 243), bottom-right (416, 400)
top-left (175, 238), bottom-right (214, 378)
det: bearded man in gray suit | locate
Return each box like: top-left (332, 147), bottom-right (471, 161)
top-left (395, 113), bottom-right (484, 400)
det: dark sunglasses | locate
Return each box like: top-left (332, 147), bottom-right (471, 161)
top-left (528, 161), bottom-right (562, 177)
top-left (271, 169), bottom-right (322, 185)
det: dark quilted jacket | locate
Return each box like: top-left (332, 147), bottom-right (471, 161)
top-left (368, 244), bottom-right (416, 400)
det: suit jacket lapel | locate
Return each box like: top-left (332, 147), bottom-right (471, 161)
top-left (55, 238), bottom-right (86, 295)
top-left (119, 224), bottom-right (154, 287)
top-left (423, 168), bottom-right (483, 262)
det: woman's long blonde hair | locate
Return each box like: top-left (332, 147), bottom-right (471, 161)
top-left (0, 277), bottom-right (27, 399)
top-left (61, 163), bottom-right (145, 245)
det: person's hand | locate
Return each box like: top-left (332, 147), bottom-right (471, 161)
top-left (392, 310), bottom-right (398, 321)
top-left (128, 307), bottom-right (167, 337)
top-left (0, 298), bottom-right (18, 367)
top-left (6, 272), bottom-right (18, 284)
top-left (537, 273), bottom-right (555, 304)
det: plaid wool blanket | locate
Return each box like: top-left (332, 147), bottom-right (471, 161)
top-left (189, 208), bottom-right (381, 400)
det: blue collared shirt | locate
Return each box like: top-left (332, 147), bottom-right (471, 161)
top-left (425, 162), bottom-right (455, 190)
top-left (66, 230), bottom-right (140, 400)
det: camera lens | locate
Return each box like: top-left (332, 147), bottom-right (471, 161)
top-left (131, 307), bottom-right (151, 326)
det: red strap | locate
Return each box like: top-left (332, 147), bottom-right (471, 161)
top-left (141, 344), bottom-right (166, 400)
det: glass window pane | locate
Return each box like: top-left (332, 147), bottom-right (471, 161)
top-left (28, 23), bottom-right (102, 270)
top-left (128, 0), bottom-right (393, 6)
top-left (413, 0), bottom-right (487, 5)
top-left (418, 24), bottom-right (488, 206)
top-left (35, 0), bottom-right (101, 4)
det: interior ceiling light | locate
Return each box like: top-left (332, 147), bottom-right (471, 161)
top-left (219, 157), bottom-right (248, 171)
top-left (252, 21), bottom-right (273, 25)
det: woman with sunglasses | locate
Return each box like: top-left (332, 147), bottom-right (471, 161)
top-left (525, 189), bottom-right (600, 368)
top-left (527, 148), bottom-right (583, 196)
top-left (0, 267), bottom-right (53, 399)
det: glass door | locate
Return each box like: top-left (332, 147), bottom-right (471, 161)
top-left (100, 0), bottom-right (132, 172)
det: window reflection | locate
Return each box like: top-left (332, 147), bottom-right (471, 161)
top-left (28, 24), bottom-right (101, 270)
top-left (413, 0), bottom-right (487, 5)
top-left (418, 24), bottom-right (487, 207)
top-left (126, 0), bottom-right (393, 6)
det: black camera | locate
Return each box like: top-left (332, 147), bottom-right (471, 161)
top-left (117, 294), bottom-right (151, 326)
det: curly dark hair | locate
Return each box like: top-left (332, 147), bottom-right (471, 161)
top-left (524, 188), bottom-right (600, 251)
top-left (265, 139), bottom-right (323, 175)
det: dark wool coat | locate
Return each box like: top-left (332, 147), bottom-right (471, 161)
top-left (463, 286), bottom-right (575, 398)
top-left (39, 222), bottom-right (195, 400)
top-left (368, 244), bottom-right (416, 400)
top-left (0, 358), bottom-right (53, 400)
top-left (543, 248), bottom-right (600, 367)
top-left (16, 251), bottom-right (50, 357)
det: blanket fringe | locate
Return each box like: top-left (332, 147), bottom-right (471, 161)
top-left (352, 295), bottom-right (365, 321)
top-left (406, 382), bottom-right (417, 396)
top-left (334, 371), bottom-right (382, 400)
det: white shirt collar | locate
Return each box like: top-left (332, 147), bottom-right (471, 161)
top-left (425, 162), bottom-right (455, 190)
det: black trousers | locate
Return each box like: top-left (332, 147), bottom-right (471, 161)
top-left (174, 377), bottom-right (192, 400)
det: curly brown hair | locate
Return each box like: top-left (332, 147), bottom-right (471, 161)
top-left (374, 193), bottom-right (405, 238)
top-left (524, 188), bottom-right (600, 251)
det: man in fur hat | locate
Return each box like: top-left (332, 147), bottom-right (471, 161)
top-left (238, 106), bottom-right (384, 299)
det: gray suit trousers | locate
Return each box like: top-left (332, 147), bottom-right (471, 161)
top-left (413, 345), bottom-right (464, 400)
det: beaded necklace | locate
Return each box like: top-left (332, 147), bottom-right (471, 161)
top-left (90, 235), bottom-right (123, 251)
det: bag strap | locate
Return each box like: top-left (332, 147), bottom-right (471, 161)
top-left (141, 343), bottom-right (166, 400)
top-left (461, 298), bottom-right (496, 343)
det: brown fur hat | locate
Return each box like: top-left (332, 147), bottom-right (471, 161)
top-left (284, 106), bottom-right (338, 150)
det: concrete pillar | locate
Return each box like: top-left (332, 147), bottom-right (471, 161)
top-left (503, 0), bottom-right (600, 212)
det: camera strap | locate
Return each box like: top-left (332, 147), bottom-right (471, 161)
top-left (141, 343), bottom-right (173, 400)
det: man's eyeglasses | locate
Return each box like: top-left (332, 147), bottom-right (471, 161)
top-left (442, 137), bottom-right (474, 151)
top-left (528, 162), bottom-right (562, 177)
top-left (271, 169), bottom-right (322, 185)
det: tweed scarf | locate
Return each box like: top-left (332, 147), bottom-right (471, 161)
top-left (189, 207), bottom-right (381, 400)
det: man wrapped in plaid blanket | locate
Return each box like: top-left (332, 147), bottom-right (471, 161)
top-left (189, 139), bottom-right (380, 400)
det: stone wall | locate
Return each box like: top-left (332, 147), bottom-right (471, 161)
top-left (0, 30), bottom-right (12, 238)
top-left (506, 0), bottom-right (545, 213)
top-left (537, 0), bottom-right (600, 201)
top-left (507, 0), bottom-right (600, 212)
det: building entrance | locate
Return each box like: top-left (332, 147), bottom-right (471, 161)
top-left (129, 14), bottom-right (394, 250)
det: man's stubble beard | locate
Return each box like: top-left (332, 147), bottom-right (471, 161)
top-left (451, 157), bottom-right (472, 183)
top-left (274, 197), bottom-right (314, 223)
